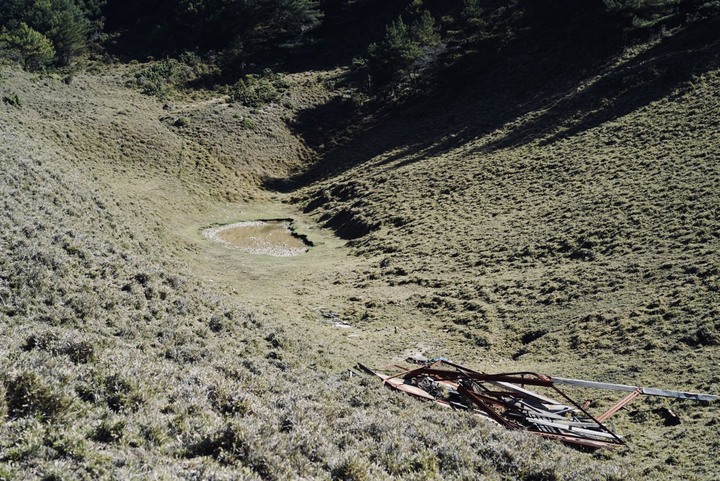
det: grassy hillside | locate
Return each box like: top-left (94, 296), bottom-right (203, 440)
top-left (1, 8), bottom-right (719, 481)
top-left (294, 16), bottom-right (720, 479)
top-left (0, 68), bottom-right (630, 480)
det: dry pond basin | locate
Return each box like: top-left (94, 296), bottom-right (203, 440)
top-left (203, 219), bottom-right (311, 256)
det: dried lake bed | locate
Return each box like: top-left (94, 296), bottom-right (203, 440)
top-left (202, 220), bottom-right (310, 256)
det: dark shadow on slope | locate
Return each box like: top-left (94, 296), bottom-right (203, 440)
top-left (206, 0), bottom-right (412, 77)
top-left (275, 0), bottom-right (411, 73)
top-left (287, 95), bottom-right (361, 153)
top-left (102, 0), bottom-right (409, 71)
top-left (268, 6), bottom-right (627, 190)
top-left (483, 17), bottom-right (720, 152)
top-left (269, 9), bottom-right (718, 193)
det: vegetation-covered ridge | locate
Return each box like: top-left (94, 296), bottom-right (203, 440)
top-left (2, 0), bottom-right (719, 81)
top-left (291, 9), bottom-right (720, 479)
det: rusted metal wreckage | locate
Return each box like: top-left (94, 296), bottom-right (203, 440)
top-left (357, 359), bottom-right (718, 450)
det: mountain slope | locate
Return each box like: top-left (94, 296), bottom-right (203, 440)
top-left (0, 68), bottom-right (631, 480)
top-left (1, 12), bottom-right (719, 480)
top-left (296, 20), bottom-right (720, 479)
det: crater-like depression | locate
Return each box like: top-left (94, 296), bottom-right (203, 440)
top-left (203, 220), bottom-right (311, 257)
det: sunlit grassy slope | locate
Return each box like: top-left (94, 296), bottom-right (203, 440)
top-left (296, 21), bottom-right (720, 479)
top-left (1, 16), bottom-right (719, 480)
top-left (0, 68), bottom-right (629, 480)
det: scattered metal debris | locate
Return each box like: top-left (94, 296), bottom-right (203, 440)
top-left (358, 359), bottom-right (718, 450)
top-left (318, 308), bottom-right (339, 320)
top-left (315, 307), bottom-right (352, 328)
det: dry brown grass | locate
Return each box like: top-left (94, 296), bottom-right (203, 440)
top-left (0, 67), bottom-right (628, 480)
top-left (2, 21), bottom-right (719, 478)
top-left (296, 27), bottom-right (720, 479)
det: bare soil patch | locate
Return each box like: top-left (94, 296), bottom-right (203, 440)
top-left (202, 220), bottom-right (310, 256)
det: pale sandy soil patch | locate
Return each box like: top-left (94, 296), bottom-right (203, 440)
top-left (202, 220), bottom-right (309, 256)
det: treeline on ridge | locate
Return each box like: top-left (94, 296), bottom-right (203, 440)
top-left (0, 0), bottom-right (323, 71)
top-left (1, 0), bottom-right (718, 88)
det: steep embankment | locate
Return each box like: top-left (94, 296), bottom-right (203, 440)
top-left (297, 22), bottom-right (720, 479)
top-left (0, 68), bottom-right (627, 480)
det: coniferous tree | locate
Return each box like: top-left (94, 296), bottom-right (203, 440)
top-left (1, 0), bottom-right (92, 66)
top-left (0, 0), bottom-right (29, 25)
top-left (47, 0), bottom-right (90, 65)
top-left (365, 10), bottom-right (440, 87)
top-left (411, 9), bottom-right (440, 47)
top-left (0, 22), bottom-right (56, 70)
top-left (271, 0), bottom-right (324, 38)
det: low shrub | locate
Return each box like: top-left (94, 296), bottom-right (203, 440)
top-left (240, 117), bottom-right (257, 130)
top-left (92, 418), bottom-right (125, 443)
top-left (2, 93), bottom-right (22, 109)
top-left (333, 456), bottom-right (371, 481)
top-left (104, 374), bottom-right (143, 413)
top-left (174, 117), bottom-right (190, 127)
top-left (229, 70), bottom-right (288, 107)
top-left (4, 372), bottom-right (70, 420)
top-left (134, 58), bottom-right (195, 98)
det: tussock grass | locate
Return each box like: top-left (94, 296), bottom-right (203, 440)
top-left (297, 24), bottom-right (720, 479)
top-left (0, 67), bottom-right (626, 479)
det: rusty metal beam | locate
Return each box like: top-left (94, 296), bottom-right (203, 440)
top-left (597, 388), bottom-right (642, 423)
top-left (403, 368), bottom-right (555, 387)
top-left (456, 384), bottom-right (519, 429)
